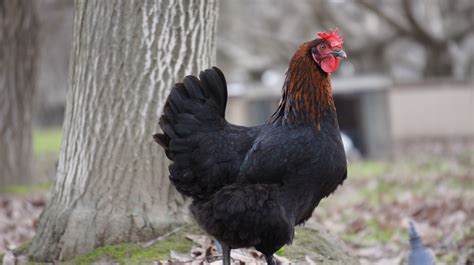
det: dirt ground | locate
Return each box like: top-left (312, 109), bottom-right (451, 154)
top-left (1, 141), bottom-right (473, 264)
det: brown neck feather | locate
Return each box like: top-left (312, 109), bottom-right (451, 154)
top-left (269, 44), bottom-right (336, 127)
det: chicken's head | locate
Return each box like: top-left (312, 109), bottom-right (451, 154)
top-left (309, 29), bottom-right (347, 74)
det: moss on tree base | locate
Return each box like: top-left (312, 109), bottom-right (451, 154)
top-left (64, 222), bottom-right (358, 264)
top-left (67, 226), bottom-right (201, 264)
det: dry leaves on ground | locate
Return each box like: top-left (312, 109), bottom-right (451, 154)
top-left (0, 195), bottom-right (44, 254)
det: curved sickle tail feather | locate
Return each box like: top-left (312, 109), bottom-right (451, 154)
top-left (153, 67), bottom-right (230, 198)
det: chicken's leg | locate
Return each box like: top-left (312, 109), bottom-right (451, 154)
top-left (221, 242), bottom-right (231, 265)
top-left (265, 254), bottom-right (276, 265)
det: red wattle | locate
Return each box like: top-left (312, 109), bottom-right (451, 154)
top-left (321, 56), bottom-right (340, 73)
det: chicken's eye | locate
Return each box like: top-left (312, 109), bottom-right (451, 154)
top-left (320, 44), bottom-right (327, 50)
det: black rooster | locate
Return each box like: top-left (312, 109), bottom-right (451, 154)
top-left (154, 30), bottom-right (348, 265)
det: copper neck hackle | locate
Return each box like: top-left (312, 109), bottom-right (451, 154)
top-left (270, 43), bottom-right (336, 127)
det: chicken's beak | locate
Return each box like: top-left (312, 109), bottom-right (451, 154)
top-left (331, 49), bottom-right (347, 59)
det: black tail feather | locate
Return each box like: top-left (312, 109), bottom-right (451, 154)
top-left (153, 67), bottom-right (230, 196)
top-left (153, 133), bottom-right (173, 159)
top-left (153, 133), bottom-right (168, 149)
top-left (183, 76), bottom-right (206, 100)
top-left (199, 67), bottom-right (227, 118)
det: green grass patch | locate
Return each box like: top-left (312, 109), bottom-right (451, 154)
top-left (68, 224), bottom-right (357, 264)
top-left (70, 243), bottom-right (141, 264)
top-left (343, 219), bottom-right (398, 245)
top-left (0, 242), bottom-right (30, 264)
top-left (458, 150), bottom-right (474, 168)
top-left (348, 160), bottom-right (386, 178)
top-left (69, 225), bottom-right (198, 264)
top-left (448, 177), bottom-right (474, 191)
top-left (33, 128), bottom-right (62, 156)
top-left (275, 246), bottom-right (285, 256)
top-left (365, 219), bottom-right (397, 243)
top-left (358, 180), bottom-right (398, 207)
top-left (342, 232), bottom-right (359, 243)
top-left (0, 181), bottom-right (53, 194)
top-left (12, 241), bottom-right (31, 256)
top-left (128, 229), bottom-right (195, 263)
top-left (440, 253), bottom-right (458, 264)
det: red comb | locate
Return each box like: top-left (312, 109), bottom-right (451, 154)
top-left (317, 29), bottom-right (343, 49)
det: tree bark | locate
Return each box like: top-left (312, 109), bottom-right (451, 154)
top-left (0, 1), bottom-right (37, 187)
top-left (29, 0), bottom-right (218, 261)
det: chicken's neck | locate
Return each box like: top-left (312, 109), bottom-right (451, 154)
top-left (269, 56), bottom-right (336, 128)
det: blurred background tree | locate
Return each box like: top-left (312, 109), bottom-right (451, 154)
top-left (315, 0), bottom-right (474, 79)
top-left (216, 0), bottom-right (474, 82)
top-left (0, 0), bottom-right (37, 187)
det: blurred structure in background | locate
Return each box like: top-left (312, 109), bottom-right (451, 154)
top-left (32, 0), bottom-right (474, 159)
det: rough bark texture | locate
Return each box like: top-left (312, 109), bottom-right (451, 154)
top-left (0, 1), bottom-right (37, 188)
top-left (29, 0), bottom-right (218, 261)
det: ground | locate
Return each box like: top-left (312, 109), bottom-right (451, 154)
top-left (316, 148), bottom-right (474, 265)
top-left (0, 128), bottom-right (473, 264)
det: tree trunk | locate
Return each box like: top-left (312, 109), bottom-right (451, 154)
top-left (0, 1), bottom-right (37, 188)
top-left (28, 0), bottom-right (218, 261)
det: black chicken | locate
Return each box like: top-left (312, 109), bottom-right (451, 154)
top-left (154, 30), bottom-right (348, 265)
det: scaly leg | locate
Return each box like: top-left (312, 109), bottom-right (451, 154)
top-left (221, 242), bottom-right (231, 265)
top-left (265, 254), bottom-right (276, 265)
